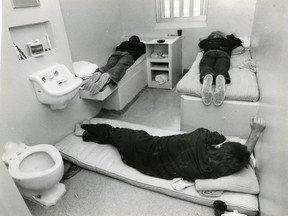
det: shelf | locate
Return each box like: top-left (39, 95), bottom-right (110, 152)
top-left (149, 81), bottom-right (171, 89)
top-left (147, 57), bottom-right (169, 62)
top-left (9, 21), bottom-right (55, 61)
top-left (145, 37), bottom-right (182, 90)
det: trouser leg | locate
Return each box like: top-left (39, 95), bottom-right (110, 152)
top-left (199, 52), bottom-right (217, 84)
top-left (214, 53), bottom-right (231, 84)
top-left (81, 124), bottom-right (154, 166)
top-left (106, 52), bottom-right (135, 83)
top-left (99, 52), bottom-right (121, 72)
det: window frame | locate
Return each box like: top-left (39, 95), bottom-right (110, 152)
top-left (155, 0), bottom-right (208, 28)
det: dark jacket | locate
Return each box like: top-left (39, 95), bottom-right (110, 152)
top-left (116, 41), bottom-right (146, 61)
top-left (198, 34), bottom-right (242, 56)
top-left (82, 124), bottom-right (226, 181)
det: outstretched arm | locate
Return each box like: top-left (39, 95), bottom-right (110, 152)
top-left (245, 116), bottom-right (266, 154)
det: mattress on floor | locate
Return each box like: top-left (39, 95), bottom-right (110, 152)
top-left (79, 54), bottom-right (146, 101)
top-left (176, 51), bottom-right (259, 102)
top-left (55, 118), bottom-right (259, 216)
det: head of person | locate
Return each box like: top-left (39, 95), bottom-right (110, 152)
top-left (129, 35), bottom-right (140, 42)
top-left (207, 142), bottom-right (250, 179)
top-left (208, 31), bottom-right (227, 39)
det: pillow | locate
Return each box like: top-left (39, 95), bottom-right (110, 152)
top-left (73, 61), bottom-right (99, 79)
top-left (232, 46), bottom-right (245, 55)
top-left (238, 36), bottom-right (251, 50)
top-left (195, 165), bottom-right (259, 194)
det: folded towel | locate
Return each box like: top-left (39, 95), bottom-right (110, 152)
top-left (195, 165), bottom-right (259, 194)
top-left (171, 178), bottom-right (194, 191)
top-left (155, 73), bottom-right (169, 84)
top-left (73, 61), bottom-right (99, 79)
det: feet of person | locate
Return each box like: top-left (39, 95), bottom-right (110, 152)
top-left (201, 74), bottom-right (213, 106)
top-left (89, 73), bottom-right (110, 95)
top-left (74, 119), bottom-right (90, 137)
top-left (82, 72), bottom-right (102, 90)
top-left (213, 75), bottom-right (226, 106)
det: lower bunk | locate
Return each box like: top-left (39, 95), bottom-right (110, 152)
top-left (176, 51), bottom-right (260, 138)
top-left (55, 118), bottom-right (259, 216)
top-left (180, 95), bottom-right (259, 138)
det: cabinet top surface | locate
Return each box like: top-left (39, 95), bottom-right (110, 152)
top-left (146, 37), bottom-right (180, 45)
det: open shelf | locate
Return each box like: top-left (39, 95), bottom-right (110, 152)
top-left (145, 37), bottom-right (182, 89)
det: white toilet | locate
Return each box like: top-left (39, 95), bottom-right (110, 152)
top-left (2, 142), bottom-right (66, 207)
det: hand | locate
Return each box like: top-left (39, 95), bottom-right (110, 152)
top-left (250, 116), bottom-right (266, 134)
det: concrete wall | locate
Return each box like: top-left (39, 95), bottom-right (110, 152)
top-left (0, 2), bottom-right (31, 215)
top-left (251, 0), bottom-right (288, 215)
top-left (0, 0), bottom-right (101, 151)
top-left (119, 0), bottom-right (257, 70)
top-left (59, 0), bottom-right (123, 66)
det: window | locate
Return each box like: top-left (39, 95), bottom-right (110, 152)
top-left (155, 0), bottom-right (207, 27)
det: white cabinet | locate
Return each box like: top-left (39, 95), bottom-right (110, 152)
top-left (145, 37), bottom-right (182, 89)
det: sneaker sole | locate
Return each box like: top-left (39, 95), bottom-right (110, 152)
top-left (213, 76), bottom-right (225, 106)
top-left (201, 75), bottom-right (213, 106)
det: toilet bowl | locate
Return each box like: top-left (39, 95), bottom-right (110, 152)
top-left (2, 142), bottom-right (66, 207)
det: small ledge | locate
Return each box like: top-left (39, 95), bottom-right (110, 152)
top-left (155, 21), bottom-right (207, 29)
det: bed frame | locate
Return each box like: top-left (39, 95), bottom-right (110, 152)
top-left (79, 58), bottom-right (147, 112)
top-left (180, 95), bottom-right (259, 138)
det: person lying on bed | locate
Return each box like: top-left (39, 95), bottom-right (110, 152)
top-left (75, 116), bottom-right (265, 181)
top-left (198, 31), bottom-right (244, 106)
top-left (82, 35), bottom-right (146, 95)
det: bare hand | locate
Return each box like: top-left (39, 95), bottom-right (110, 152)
top-left (250, 116), bottom-right (266, 134)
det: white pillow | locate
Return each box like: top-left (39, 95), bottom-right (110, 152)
top-left (73, 61), bottom-right (99, 79)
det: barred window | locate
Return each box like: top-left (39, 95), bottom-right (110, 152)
top-left (155, 0), bottom-right (207, 23)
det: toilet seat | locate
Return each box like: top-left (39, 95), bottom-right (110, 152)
top-left (8, 144), bottom-right (63, 180)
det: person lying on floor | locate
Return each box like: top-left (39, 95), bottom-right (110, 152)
top-left (74, 116), bottom-right (265, 181)
top-left (199, 31), bottom-right (243, 106)
top-left (82, 35), bottom-right (146, 95)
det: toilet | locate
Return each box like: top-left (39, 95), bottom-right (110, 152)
top-left (2, 142), bottom-right (66, 207)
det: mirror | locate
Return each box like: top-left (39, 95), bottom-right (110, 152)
top-left (11, 0), bottom-right (40, 9)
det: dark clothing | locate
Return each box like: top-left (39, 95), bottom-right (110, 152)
top-left (116, 40), bottom-right (146, 61)
top-left (200, 50), bottom-right (231, 84)
top-left (198, 34), bottom-right (242, 83)
top-left (81, 124), bottom-right (226, 181)
top-left (99, 51), bottom-right (135, 84)
top-left (198, 34), bottom-right (242, 56)
top-left (99, 40), bottom-right (145, 84)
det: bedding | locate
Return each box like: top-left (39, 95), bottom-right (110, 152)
top-left (176, 51), bottom-right (259, 102)
top-left (55, 118), bottom-right (259, 216)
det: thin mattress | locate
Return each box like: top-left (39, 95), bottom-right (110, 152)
top-left (55, 118), bottom-right (259, 216)
top-left (176, 51), bottom-right (259, 102)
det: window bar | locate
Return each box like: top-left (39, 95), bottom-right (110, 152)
top-left (189, 0), bottom-right (194, 16)
top-left (202, 0), bottom-right (206, 15)
top-left (169, 0), bottom-right (174, 18)
top-left (179, 0), bottom-right (184, 17)
top-left (155, 0), bottom-right (160, 18)
top-left (200, 0), bottom-right (204, 15)
top-left (159, 0), bottom-right (165, 18)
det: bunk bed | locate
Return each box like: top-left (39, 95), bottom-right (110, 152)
top-left (176, 50), bottom-right (260, 138)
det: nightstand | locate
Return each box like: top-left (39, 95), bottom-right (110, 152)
top-left (145, 37), bottom-right (182, 89)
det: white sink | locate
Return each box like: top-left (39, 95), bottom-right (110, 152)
top-left (29, 64), bottom-right (82, 110)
